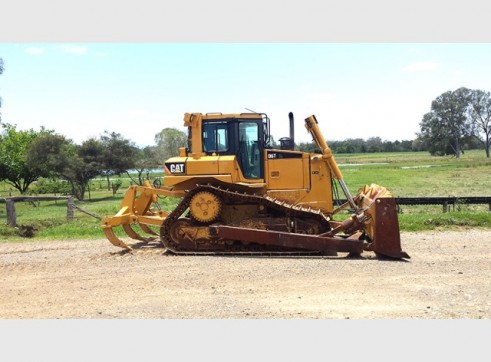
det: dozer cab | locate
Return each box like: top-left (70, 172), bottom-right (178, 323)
top-left (102, 112), bottom-right (409, 259)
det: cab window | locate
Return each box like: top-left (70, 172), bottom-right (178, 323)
top-left (202, 122), bottom-right (228, 153)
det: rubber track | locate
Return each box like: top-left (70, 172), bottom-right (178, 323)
top-left (160, 184), bottom-right (333, 255)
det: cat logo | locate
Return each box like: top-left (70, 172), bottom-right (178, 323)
top-left (166, 162), bottom-right (186, 174)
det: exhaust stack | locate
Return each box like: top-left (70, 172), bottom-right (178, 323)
top-left (289, 112), bottom-right (295, 145)
top-left (280, 112), bottom-right (295, 150)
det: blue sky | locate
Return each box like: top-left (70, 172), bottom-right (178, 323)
top-left (1, 43), bottom-right (491, 147)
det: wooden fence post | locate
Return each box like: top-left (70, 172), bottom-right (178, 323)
top-left (6, 199), bottom-right (17, 226)
top-left (67, 197), bottom-right (75, 221)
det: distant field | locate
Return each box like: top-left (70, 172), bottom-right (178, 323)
top-left (337, 150), bottom-right (491, 197)
top-left (1, 150), bottom-right (490, 241)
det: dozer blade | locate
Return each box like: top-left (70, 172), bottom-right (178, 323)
top-left (103, 227), bottom-right (132, 251)
top-left (364, 197), bottom-right (410, 259)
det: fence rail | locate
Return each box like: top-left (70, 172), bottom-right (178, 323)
top-left (338, 196), bottom-right (491, 212)
top-left (396, 196), bottom-right (491, 212)
top-left (1, 196), bottom-right (101, 227)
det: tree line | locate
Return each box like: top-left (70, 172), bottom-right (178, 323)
top-left (294, 133), bottom-right (483, 155)
top-left (293, 87), bottom-right (490, 158)
top-left (296, 138), bottom-right (417, 154)
top-left (0, 124), bottom-right (187, 200)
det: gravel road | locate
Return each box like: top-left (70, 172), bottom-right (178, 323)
top-left (1, 230), bottom-right (490, 319)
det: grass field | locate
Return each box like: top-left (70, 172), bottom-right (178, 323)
top-left (1, 150), bottom-right (490, 241)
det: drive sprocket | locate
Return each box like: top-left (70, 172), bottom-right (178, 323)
top-left (189, 191), bottom-right (222, 223)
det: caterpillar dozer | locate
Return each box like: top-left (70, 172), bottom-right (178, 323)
top-left (102, 112), bottom-right (409, 259)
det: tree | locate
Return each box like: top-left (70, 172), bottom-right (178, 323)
top-left (77, 138), bottom-right (105, 199)
top-left (400, 140), bottom-right (415, 152)
top-left (0, 123), bottom-right (52, 193)
top-left (468, 89), bottom-right (491, 157)
top-left (418, 112), bottom-right (451, 156)
top-left (297, 141), bottom-right (318, 153)
top-left (154, 127), bottom-right (188, 162)
top-left (27, 135), bottom-right (105, 200)
top-left (267, 135), bottom-right (279, 149)
top-left (418, 87), bottom-right (474, 158)
top-left (133, 146), bottom-right (160, 185)
top-left (100, 131), bottom-right (138, 190)
top-left (26, 134), bottom-right (72, 177)
top-left (366, 137), bottom-right (383, 153)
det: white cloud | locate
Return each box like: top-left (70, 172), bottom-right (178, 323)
top-left (25, 47), bottom-right (44, 55)
top-left (59, 45), bottom-right (89, 55)
top-left (401, 61), bottom-right (441, 73)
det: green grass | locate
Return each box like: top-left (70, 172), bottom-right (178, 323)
top-left (0, 190), bottom-right (180, 241)
top-left (399, 211), bottom-right (491, 231)
top-left (1, 150), bottom-right (491, 241)
top-left (338, 150), bottom-right (491, 197)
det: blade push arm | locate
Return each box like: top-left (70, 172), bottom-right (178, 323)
top-left (304, 115), bottom-right (358, 210)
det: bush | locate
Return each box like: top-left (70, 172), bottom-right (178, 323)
top-left (29, 178), bottom-right (72, 195)
top-left (111, 180), bottom-right (123, 196)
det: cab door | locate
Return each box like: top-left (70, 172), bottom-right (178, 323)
top-left (237, 121), bottom-right (263, 179)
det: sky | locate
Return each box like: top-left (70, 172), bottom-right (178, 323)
top-left (1, 43), bottom-right (491, 147)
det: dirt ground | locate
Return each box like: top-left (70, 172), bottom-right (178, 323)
top-left (0, 230), bottom-right (490, 319)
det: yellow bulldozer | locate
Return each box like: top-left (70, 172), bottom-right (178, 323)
top-left (102, 112), bottom-right (409, 259)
